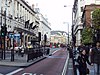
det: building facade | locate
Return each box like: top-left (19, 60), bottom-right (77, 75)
top-left (72, 0), bottom-right (100, 46)
top-left (50, 31), bottom-right (67, 47)
top-left (0, 0), bottom-right (51, 49)
top-left (82, 5), bottom-right (100, 44)
top-left (38, 13), bottom-right (51, 46)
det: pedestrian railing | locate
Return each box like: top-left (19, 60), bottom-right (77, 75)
top-left (26, 47), bottom-right (50, 62)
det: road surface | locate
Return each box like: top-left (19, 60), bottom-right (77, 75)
top-left (14, 48), bottom-right (69, 75)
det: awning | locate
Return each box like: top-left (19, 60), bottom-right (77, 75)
top-left (15, 27), bottom-right (36, 36)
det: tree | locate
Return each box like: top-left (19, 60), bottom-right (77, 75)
top-left (92, 9), bottom-right (100, 30)
top-left (92, 8), bottom-right (100, 42)
top-left (81, 27), bottom-right (93, 45)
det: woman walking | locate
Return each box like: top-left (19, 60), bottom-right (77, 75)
top-left (77, 49), bottom-right (92, 75)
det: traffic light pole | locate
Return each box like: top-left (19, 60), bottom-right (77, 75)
top-left (1, 7), bottom-right (3, 59)
top-left (3, 10), bottom-right (6, 60)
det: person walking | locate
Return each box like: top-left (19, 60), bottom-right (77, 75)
top-left (77, 49), bottom-right (92, 75)
top-left (91, 42), bottom-right (100, 75)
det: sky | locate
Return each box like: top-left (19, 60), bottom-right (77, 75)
top-left (25, 0), bottom-right (74, 33)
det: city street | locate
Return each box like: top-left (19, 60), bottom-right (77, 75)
top-left (12, 48), bottom-right (68, 75)
top-left (0, 0), bottom-right (99, 75)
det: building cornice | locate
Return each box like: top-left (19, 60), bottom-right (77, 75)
top-left (21, 0), bottom-right (36, 14)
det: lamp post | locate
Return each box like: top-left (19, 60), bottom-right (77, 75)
top-left (63, 5), bottom-right (72, 45)
top-left (0, 0), bottom-right (3, 59)
top-left (3, 0), bottom-right (7, 60)
top-left (63, 22), bottom-right (69, 45)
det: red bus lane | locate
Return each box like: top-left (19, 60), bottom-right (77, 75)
top-left (14, 48), bottom-right (69, 75)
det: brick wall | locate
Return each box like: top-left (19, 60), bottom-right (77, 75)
top-left (83, 5), bottom-right (100, 27)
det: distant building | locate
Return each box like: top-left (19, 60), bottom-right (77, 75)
top-left (50, 31), bottom-right (67, 47)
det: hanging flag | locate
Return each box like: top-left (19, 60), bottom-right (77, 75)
top-left (29, 22), bottom-right (33, 29)
top-left (25, 20), bottom-right (29, 28)
top-left (32, 25), bottom-right (38, 30)
top-left (32, 25), bottom-right (37, 30)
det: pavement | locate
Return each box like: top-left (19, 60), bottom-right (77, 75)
top-left (0, 54), bottom-right (46, 67)
top-left (0, 48), bottom-right (59, 67)
top-left (0, 48), bottom-right (97, 75)
top-left (66, 58), bottom-right (74, 75)
top-left (67, 57), bottom-right (98, 75)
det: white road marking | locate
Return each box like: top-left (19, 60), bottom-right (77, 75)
top-left (21, 73), bottom-right (43, 75)
top-left (6, 68), bottom-right (24, 75)
top-left (62, 53), bottom-right (69, 75)
top-left (22, 73), bottom-right (33, 75)
top-left (52, 50), bottom-right (58, 54)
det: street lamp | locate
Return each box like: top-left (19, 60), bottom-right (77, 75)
top-left (63, 5), bottom-right (72, 45)
top-left (63, 22), bottom-right (69, 45)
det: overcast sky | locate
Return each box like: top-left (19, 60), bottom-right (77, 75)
top-left (25, 0), bottom-right (74, 33)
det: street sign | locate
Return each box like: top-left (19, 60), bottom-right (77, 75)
top-left (9, 33), bottom-right (20, 39)
top-left (9, 33), bottom-right (14, 38)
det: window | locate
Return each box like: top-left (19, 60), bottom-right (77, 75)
top-left (81, 7), bottom-right (83, 12)
top-left (17, 2), bottom-right (19, 10)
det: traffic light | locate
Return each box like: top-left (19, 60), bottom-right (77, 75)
top-left (1, 26), bottom-right (4, 37)
top-left (1, 26), bottom-right (7, 37)
top-left (73, 35), bottom-right (76, 43)
top-left (72, 35), bottom-right (76, 46)
top-left (44, 34), bottom-right (47, 43)
top-left (4, 26), bottom-right (7, 35)
top-left (38, 32), bottom-right (41, 41)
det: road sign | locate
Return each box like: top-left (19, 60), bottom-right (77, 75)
top-left (9, 33), bottom-right (14, 38)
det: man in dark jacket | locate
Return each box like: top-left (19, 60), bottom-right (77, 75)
top-left (77, 49), bottom-right (92, 75)
top-left (91, 42), bottom-right (100, 75)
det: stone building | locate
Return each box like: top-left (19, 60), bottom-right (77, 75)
top-left (82, 4), bottom-right (100, 43)
top-left (72, 0), bottom-right (100, 46)
top-left (50, 31), bottom-right (67, 47)
top-left (0, 0), bottom-right (51, 49)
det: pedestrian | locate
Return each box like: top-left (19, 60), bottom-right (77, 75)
top-left (91, 42), bottom-right (100, 75)
top-left (77, 43), bottom-right (85, 53)
top-left (77, 49), bottom-right (93, 75)
top-left (85, 45), bottom-right (90, 57)
top-left (89, 44), bottom-right (93, 55)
